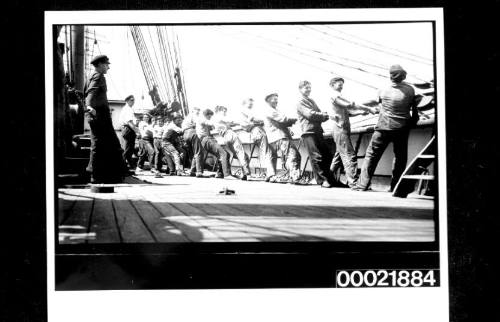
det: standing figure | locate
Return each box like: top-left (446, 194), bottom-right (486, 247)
top-left (328, 77), bottom-right (375, 187)
top-left (161, 112), bottom-right (187, 176)
top-left (213, 105), bottom-right (251, 180)
top-left (196, 109), bottom-right (233, 179)
top-left (152, 116), bottom-right (165, 178)
top-left (354, 65), bottom-right (421, 192)
top-left (119, 94), bottom-right (139, 171)
top-left (240, 98), bottom-right (275, 181)
top-left (136, 113), bottom-right (155, 172)
top-left (84, 55), bottom-right (129, 183)
top-left (296, 80), bottom-right (334, 188)
top-left (262, 93), bottom-right (301, 183)
top-left (181, 107), bottom-right (205, 177)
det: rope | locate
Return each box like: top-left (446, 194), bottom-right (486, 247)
top-left (305, 25), bottom-right (433, 67)
top-left (213, 27), bottom-right (379, 90)
top-left (324, 25), bottom-right (433, 64)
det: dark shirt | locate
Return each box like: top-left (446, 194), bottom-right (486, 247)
top-left (376, 82), bottom-right (417, 130)
top-left (84, 72), bottom-right (109, 116)
top-left (296, 97), bottom-right (327, 136)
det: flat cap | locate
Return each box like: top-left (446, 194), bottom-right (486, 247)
top-left (265, 93), bottom-right (278, 102)
top-left (90, 55), bottom-right (110, 66)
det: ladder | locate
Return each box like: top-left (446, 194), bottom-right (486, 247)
top-left (392, 135), bottom-right (436, 198)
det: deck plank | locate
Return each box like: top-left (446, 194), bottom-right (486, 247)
top-left (58, 196), bottom-right (94, 244)
top-left (130, 200), bottom-right (189, 243)
top-left (88, 198), bottom-right (120, 244)
top-left (152, 202), bottom-right (221, 242)
top-left (112, 199), bottom-right (155, 243)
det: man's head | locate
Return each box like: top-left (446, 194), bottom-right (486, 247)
top-left (242, 98), bottom-right (254, 109)
top-left (142, 113), bottom-right (151, 123)
top-left (298, 80), bottom-right (312, 97)
top-left (125, 95), bottom-right (135, 107)
top-left (265, 93), bottom-right (278, 108)
top-left (203, 108), bottom-right (214, 120)
top-left (389, 64), bottom-right (407, 83)
top-left (157, 116), bottom-right (165, 127)
top-left (91, 55), bottom-right (110, 74)
top-left (214, 105), bottom-right (228, 116)
top-left (329, 77), bottom-right (345, 92)
top-left (171, 112), bottom-right (183, 127)
top-left (190, 106), bottom-right (201, 116)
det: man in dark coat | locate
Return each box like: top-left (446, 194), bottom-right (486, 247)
top-left (296, 80), bottom-right (334, 188)
top-left (84, 55), bottom-right (129, 183)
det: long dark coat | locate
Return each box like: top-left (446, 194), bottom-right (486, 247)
top-left (84, 71), bottom-right (127, 183)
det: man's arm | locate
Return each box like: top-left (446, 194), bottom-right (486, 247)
top-left (297, 102), bottom-right (328, 122)
top-left (410, 94), bottom-right (423, 126)
top-left (84, 73), bottom-right (104, 116)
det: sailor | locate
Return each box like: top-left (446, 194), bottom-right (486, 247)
top-left (262, 93), bottom-right (301, 183)
top-left (353, 64), bottom-right (421, 192)
top-left (136, 113), bottom-right (155, 172)
top-left (84, 55), bottom-right (130, 183)
top-left (151, 115), bottom-right (165, 177)
top-left (328, 77), bottom-right (375, 188)
top-left (213, 105), bottom-right (251, 180)
top-left (240, 98), bottom-right (275, 181)
top-left (196, 108), bottom-right (233, 179)
top-left (296, 80), bottom-right (334, 188)
top-left (181, 106), bottom-right (205, 177)
top-left (162, 112), bottom-right (187, 176)
top-left (119, 94), bottom-right (139, 171)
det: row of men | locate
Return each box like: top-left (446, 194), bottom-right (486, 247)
top-left (117, 63), bottom-right (420, 190)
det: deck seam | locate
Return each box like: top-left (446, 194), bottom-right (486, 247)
top-left (127, 199), bottom-right (159, 243)
top-left (147, 201), bottom-right (194, 242)
top-left (85, 197), bottom-right (96, 244)
top-left (110, 199), bottom-right (124, 243)
top-left (168, 202), bottom-right (227, 241)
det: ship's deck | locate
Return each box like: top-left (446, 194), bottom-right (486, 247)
top-left (57, 172), bottom-right (435, 244)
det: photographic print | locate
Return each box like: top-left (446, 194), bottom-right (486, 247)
top-left (45, 8), bottom-right (448, 322)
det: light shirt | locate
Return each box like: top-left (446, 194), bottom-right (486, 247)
top-left (119, 103), bottom-right (135, 127)
top-left (139, 121), bottom-right (154, 139)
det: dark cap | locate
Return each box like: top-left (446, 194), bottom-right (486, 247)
top-left (90, 55), bottom-right (110, 66)
top-left (265, 93), bottom-right (278, 102)
top-left (389, 64), bottom-right (407, 83)
top-left (329, 77), bottom-right (345, 86)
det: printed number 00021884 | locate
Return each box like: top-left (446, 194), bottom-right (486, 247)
top-left (335, 269), bottom-right (439, 288)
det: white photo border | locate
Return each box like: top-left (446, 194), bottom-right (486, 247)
top-left (45, 8), bottom-right (448, 322)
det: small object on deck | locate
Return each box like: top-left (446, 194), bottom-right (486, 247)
top-left (218, 187), bottom-right (235, 195)
top-left (90, 184), bottom-right (115, 193)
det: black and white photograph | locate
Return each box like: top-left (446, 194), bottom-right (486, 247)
top-left (45, 9), bottom-right (448, 322)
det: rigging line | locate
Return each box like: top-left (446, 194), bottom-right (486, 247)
top-left (130, 27), bottom-right (153, 92)
top-left (172, 30), bottom-right (188, 107)
top-left (304, 25), bottom-right (433, 66)
top-left (136, 26), bottom-right (165, 101)
top-left (324, 25), bottom-right (433, 63)
top-left (163, 27), bottom-right (181, 100)
top-left (157, 26), bottom-right (177, 100)
top-left (141, 26), bottom-right (167, 101)
top-left (175, 32), bottom-right (189, 111)
top-left (231, 27), bottom-right (391, 80)
top-left (221, 27), bottom-right (390, 84)
top-left (156, 29), bottom-right (173, 101)
top-left (146, 26), bottom-right (171, 101)
top-left (213, 27), bottom-right (379, 90)
top-left (156, 27), bottom-right (172, 98)
top-left (125, 27), bottom-right (136, 95)
top-left (295, 25), bottom-right (431, 83)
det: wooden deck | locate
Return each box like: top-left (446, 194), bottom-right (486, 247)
top-left (57, 172), bottom-right (435, 244)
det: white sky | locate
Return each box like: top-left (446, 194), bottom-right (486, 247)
top-left (79, 22), bottom-right (434, 117)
